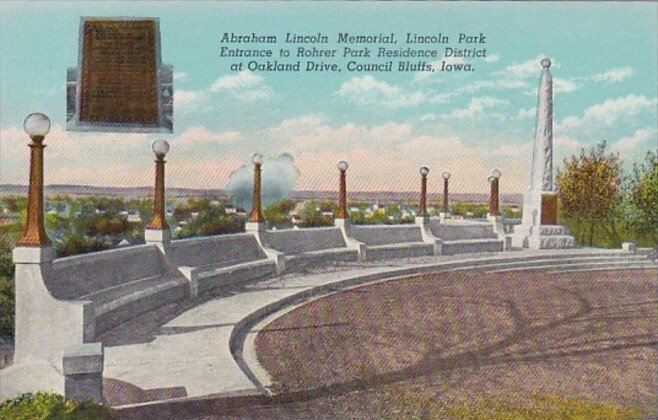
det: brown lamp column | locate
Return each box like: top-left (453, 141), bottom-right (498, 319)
top-left (249, 153), bottom-right (264, 223)
top-left (336, 161), bottom-right (349, 219)
top-left (418, 166), bottom-right (430, 217)
top-left (17, 113), bottom-right (51, 246)
top-left (441, 171), bottom-right (451, 213)
top-left (489, 169), bottom-right (502, 217)
top-left (147, 140), bottom-right (170, 230)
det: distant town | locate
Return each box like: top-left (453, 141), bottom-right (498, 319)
top-left (0, 184), bottom-right (522, 257)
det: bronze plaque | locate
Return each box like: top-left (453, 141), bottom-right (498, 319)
top-left (79, 19), bottom-right (158, 124)
top-left (541, 193), bottom-right (558, 225)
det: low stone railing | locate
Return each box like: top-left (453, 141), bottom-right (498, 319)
top-left (2, 218), bottom-right (505, 403)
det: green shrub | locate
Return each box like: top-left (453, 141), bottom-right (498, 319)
top-left (0, 275), bottom-right (13, 341)
top-left (0, 392), bottom-right (115, 419)
top-left (0, 246), bottom-right (14, 341)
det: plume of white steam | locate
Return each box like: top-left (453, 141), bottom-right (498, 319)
top-left (226, 153), bottom-right (300, 210)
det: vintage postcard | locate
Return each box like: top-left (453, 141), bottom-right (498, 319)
top-left (0, 1), bottom-right (656, 418)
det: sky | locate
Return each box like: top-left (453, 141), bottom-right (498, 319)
top-left (1, 1), bottom-right (656, 194)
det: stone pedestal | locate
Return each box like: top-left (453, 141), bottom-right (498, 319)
top-left (63, 343), bottom-right (104, 404)
top-left (334, 218), bottom-right (350, 230)
top-left (12, 246), bottom-right (56, 264)
top-left (145, 228), bottom-right (171, 244)
top-left (511, 191), bottom-right (574, 249)
top-left (414, 216), bottom-right (429, 226)
top-left (245, 221), bottom-right (266, 233)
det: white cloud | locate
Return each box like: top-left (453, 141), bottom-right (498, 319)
top-left (168, 157), bottom-right (244, 189)
top-left (593, 67), bottom-right (634, 84)
top-left (556, 94), bottom-right (658, 131)
top-left (499, 55), bottom-right (550, 78)
top-left (269, 114), bottom-right (413, 152)
top-left (484, 54), bottom-right (501, 63)
top-left (611, 127), bottom-right (657, 153)
top-left (553, 135), bottom-right (584, 150)
top-left (209, 70), bottom-right (274, 103)
top-left (516, 107), bottom-right (535, 119)
top-left (175, 90), bottom-right (208, 108)
top-left (210, 71), bottom-right (262, 92)
top-left (337, 75), bottom-right (425, 108)
top-left (1, 124), bottom-right (154, 185)
top-left (174, 126), bottom-right (242, 146)
top-left (261, 115), bottom-right (536, 192)
top-left (457, 78), bottom-right (528, 94)
top-left (447, 96), bottom-right (509, 119)
top-left (553, 78), bottom-right (578, 93)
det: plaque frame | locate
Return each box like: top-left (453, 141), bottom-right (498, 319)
top-left (66, 17), bottom-right (173, 133)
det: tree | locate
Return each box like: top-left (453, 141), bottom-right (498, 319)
top-left (629, 150), bottom-right (658, 246)
top-left (264, 199), bottom-right (296, 229)
top-left (299, 201), bottom-right (334, 228)
top-left (556, 141), bottom-right (622, 246)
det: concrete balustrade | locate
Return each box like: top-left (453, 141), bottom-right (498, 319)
top-left (260, 227), bottom-right (359, 269)
top-left (2, 219), bottom-right (514, 403)
top-left (51, 245), bottom-right (170, 299)
top-left (431, 220), bottom-right (506, 254)
top-left (167, 233), bottom-right (276, 296)
top-left (349, 224), bottom-right (436, 260)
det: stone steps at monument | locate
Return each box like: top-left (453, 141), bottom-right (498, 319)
top-left (538, 225), bottom-right (571, 236)
top-left (440, 254), bottom-right (649, 274)
top-left (487, 261), bottom-right (657, 274)
top-left (483, 257), bottom-right (655, 274)
top-left (545, 263), bottom-right (658, 274)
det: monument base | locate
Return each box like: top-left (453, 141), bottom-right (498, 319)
top-left (511, 190), bottom-right (574, 249)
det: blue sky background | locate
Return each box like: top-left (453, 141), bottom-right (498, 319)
top-left (1, 1), bottom-right (656, 193)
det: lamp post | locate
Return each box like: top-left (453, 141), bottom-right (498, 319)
top-left (17, 113), bottom-right (51, 246)
top-left (249, 153), bottom-right (264, 223)
top-left (439, 171), bottom-right (451, 222)
top-left (489, 169), bottom-right (502, 217)
top-left (147, 140), bottom-right (170, 231)
top-left (336, 161), bottom-right (349, 220)
top-left (441, 171), bottom-right (451, 213)
top-left (418, 166), bottom-right (430, 218)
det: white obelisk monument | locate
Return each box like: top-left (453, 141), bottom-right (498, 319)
top-left (512, 58), bottom-right (575, 249)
